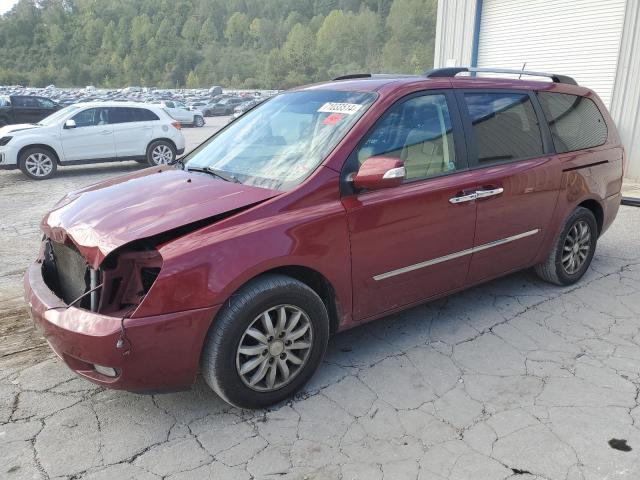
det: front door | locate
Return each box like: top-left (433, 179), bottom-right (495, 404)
top-left (456, 90), bottom-right (561, 283)
top-left (342, 91), bottom-right (477, 321)
top-left (61, 107), bottom-right (116, 161)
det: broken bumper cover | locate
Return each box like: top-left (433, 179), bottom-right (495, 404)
top-left (24, 261), bottom-right (220, 391)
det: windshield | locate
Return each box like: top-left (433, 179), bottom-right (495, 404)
top-left (38, 105), bottom-right (80, 126)
top-left (184, 90), bottom-right (377, 191)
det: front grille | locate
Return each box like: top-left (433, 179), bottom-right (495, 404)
top-left (42, 240), bottom-right (90, 306)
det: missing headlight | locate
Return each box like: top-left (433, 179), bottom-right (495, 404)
top-left (98, 249), bottom-right (163, 315)
top-left (140, 267), bottom-right (161, 293)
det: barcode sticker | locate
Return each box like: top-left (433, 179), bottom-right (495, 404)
top-left (318, 102), bottom-right (362, 115)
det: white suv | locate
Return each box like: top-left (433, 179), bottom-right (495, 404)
top-left (0, 102), bottom-right (186, 180)
top-left (158, 101), bottom-right (205, 127)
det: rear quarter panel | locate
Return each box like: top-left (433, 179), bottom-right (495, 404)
top-left (532, 86), bottom-right (623, 262)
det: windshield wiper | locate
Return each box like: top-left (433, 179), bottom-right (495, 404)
top-left (170, 157), bottom-right (185, 169)
top-left (187, 166), bottom-right (241, 183)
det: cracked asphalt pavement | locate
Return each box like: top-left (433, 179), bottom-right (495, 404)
top-left (2, 122), bottom-right (640, 479)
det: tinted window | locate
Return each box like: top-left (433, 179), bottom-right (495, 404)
top-left (133, 108), bottom-right (160, 121)
top-left (12, 96), bottom-right (33, 107)
top-left (464, 92), bottom-right (544, 163)
top-left (36, 97), bottom-right (55, 109)
top-left (72, 107), bottom-right (110, 127)
top-left (108, 107), bottom-right (133, 124)
top-left (164, 101), bottom-right (175, 108)
top-left (537, 92), bottom-right (607, 153)
top-left (357, 94), bottom-right (457, 181)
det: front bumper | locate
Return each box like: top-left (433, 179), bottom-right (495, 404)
top-left (24, 261), bottom-right (219, 391)
top-left (0, 145), bottom-right (18, 168)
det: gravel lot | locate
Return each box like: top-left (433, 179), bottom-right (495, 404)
top-left (1, 120), bottom-right (640, 479)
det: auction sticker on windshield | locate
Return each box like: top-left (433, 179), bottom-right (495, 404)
top-left (318, 102), bottom-right (363, 115)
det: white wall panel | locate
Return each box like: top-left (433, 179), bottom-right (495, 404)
top-left (610, 0), bottom-right (640, 179)
top-left (435, 0), bottom-right (477, 68)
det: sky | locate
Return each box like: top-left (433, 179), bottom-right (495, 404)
top-left (0, 0), bottom-right (19, 15)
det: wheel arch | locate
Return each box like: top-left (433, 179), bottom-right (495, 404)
top-left (221, 265), bottom-right (341, 336)
top-left (18, 143), bottom-right (62, 164)
top-left (577, 198), bottom-right (604, 235)
top-left (147, 137), bottom-right (177, 154)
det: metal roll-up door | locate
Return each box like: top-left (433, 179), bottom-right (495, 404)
top-left (477, 0), bottom-right (626, 106)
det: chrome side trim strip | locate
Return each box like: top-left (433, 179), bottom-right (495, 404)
top-left (373, 229), bottom-right (539, 281)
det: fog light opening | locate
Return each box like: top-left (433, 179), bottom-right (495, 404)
top-left (93, 364), bottom-right (118, 378)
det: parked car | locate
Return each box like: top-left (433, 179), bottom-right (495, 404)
top-left (208, 85), bottom-right (223, 97)
top-left (158, 100), bottom-right (205, 127)
top-left (0, 102), bottom-right (185, 179)
top-left (202, 97), bottom-right (244, 116)
top-left (24, 68), bottom-right (623, 408)
top-left (0, 95), bottom-right (60, 126)
top-left (228, 99), bottom-right (264, 122)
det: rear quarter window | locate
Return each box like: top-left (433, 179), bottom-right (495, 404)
top-left (133, 108), bottom-right (160, 121)
top-left (537, 92), bottom-right (608, 153)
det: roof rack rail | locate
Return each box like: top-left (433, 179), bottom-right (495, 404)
top-left (333, 73), bottom-right (372, 81)
top-left (424, 67), bottom-right (577, 85)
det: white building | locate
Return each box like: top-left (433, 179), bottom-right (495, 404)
top-left (434, 0), bottom-right (640, 179)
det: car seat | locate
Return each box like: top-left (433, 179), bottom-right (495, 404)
top-left (401, 104), bottom-right (449, 180)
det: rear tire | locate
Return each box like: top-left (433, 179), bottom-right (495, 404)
top-left (146, 140), bottom-right (176, 166)
top-left (201, 274), bottom-right (329, 409)
top-left (194, 115), bottom-right (205, 127)
top-left (535, 207), bottom-right (598, 285)
top-left (18, 147), bottom-right (58, 180)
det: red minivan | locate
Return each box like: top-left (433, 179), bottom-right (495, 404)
top-left (25, 67), bottom-right (624, 408)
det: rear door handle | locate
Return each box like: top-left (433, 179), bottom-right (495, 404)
top-left (449, 192), bottom-right (478, 204)
top-left (100, 130), bottom-right (111, 135)
top-left (475, 187), bottom-right (504, 199)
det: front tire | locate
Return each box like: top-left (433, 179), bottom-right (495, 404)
top-left (146, 140), bottom-right (176, 166)
top-left (18, 147), bottom-right (58, 180)
top-left (535, 207), bottom-right (598, 285)
top-left (201, 274), bottom-right (329, 409)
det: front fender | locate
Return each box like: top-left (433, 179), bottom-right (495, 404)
top-left (13, 131), bottom-right (64, 162)
top-left (134, 199), bottom-right (353, 327)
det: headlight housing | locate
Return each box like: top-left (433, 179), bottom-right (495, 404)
top-left (41, 238), bottom-right (163, 315)
top-left (99, 248), bottom-right (163, 315)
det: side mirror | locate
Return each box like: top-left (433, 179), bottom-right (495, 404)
top-left (64, 119), bottom-right (76, 129)
top-left (353, 156), bottom-right (405, 191)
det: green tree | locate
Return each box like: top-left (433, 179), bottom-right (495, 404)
top-left (224, 12), bottom-right (250, 46)
top-left (0, 0), bottom-right (437, 88)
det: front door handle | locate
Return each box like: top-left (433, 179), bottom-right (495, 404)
top-left (475, 187), bottom-right (504, 199)
top-left (100, 130), bottom-right (111, 135)
top-left (449, 192), bottom-right (478, 204)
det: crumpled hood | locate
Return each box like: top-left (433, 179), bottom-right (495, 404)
top-left (0, 123), bottom-right (41, 135)
top-left (42, 166), bottom-right (281, 268)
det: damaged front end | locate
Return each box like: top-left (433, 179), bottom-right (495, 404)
top-left (28, 234), bottom-right (219, 391)
top-left (41, 238), bottom-right (162, 317)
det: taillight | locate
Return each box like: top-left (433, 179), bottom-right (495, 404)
top-left (172, 121), bottom-right (182, 130)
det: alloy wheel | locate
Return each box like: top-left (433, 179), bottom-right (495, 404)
top-left (151, 144), bottom-right (173, 165)
top-left (236, 304), bottom-right (313, 392)
top-left (561, 220), bottom-right (591, 274)
top-left (25, 152), bottom-right (54, 178)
